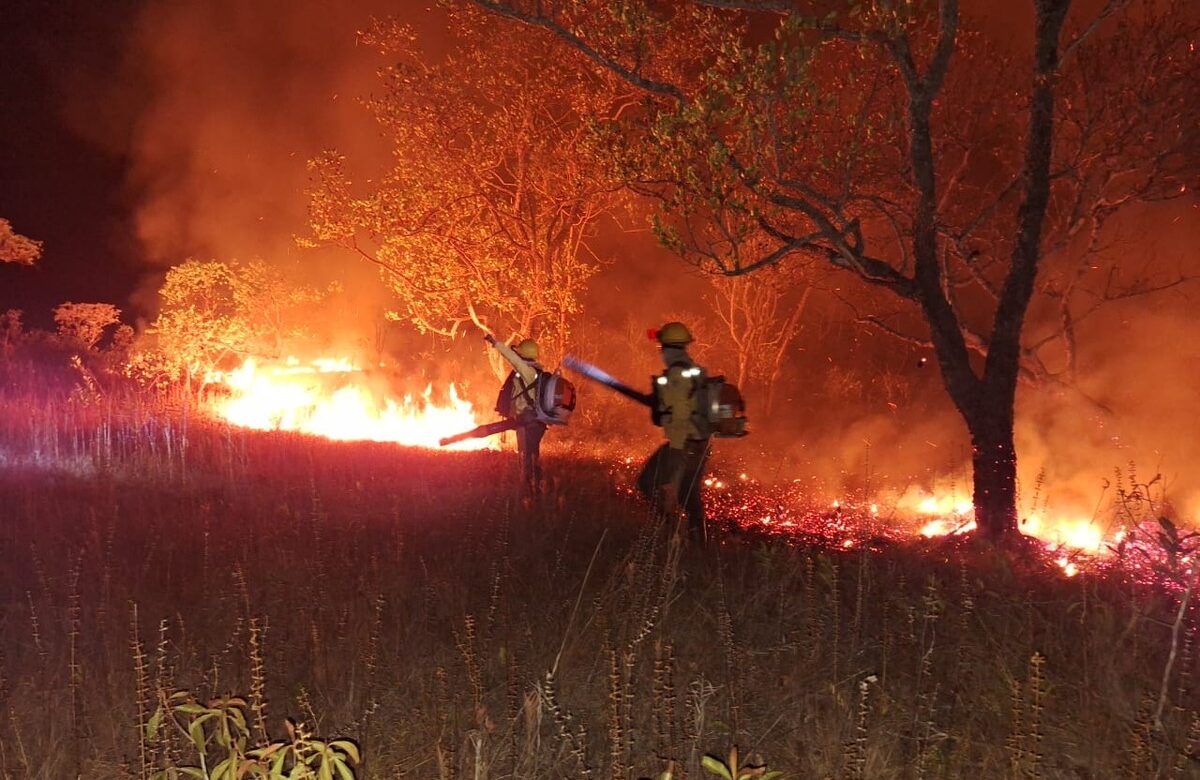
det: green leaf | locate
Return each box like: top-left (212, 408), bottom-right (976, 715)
top-left (334, 760), bottom-right (355, 780)
top-left (762, 772), bottom-right (785, 780)
top-left (175, 703), bottom-right (209, 715)
top-left (146, 707), bottom-right (164, 741)
top-left (212, 756), bottom-right (235, 780)
top-left (179, 769), bottom-right (208, 780)
top-left (188, 714), bottom-right (213, 753)
top-left (329, 740), bottom-right (361, 764)
top-left (701, 756), bottom-right (733, 780)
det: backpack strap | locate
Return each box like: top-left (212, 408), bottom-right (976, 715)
top-left (662, 360), bottom-right (702, 397)
top-left (513, 368), bottom-right (542, 412)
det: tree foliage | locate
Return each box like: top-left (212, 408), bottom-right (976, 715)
top-left (0, 218), bottom-right (42, 266)
top-left (53, 302), bottom-right (122, 351)
top-left (141, 259), bottom-right (324, 383)
top-left (305, 6), bottom-right (622, 360)
top-left (466, 0), bottom-right (1199, 538)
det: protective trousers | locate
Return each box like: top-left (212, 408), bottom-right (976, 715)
top-left (637, 440), bottom-right (709, 533)
top-left (515, 421), bottom-right (546, 492)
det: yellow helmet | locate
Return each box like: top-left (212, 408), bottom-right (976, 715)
top-left (515, 338), bottom-right (539, 360)
top-left (655, 321), bottom-right (693, 347)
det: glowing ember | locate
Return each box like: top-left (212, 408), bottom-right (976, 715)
top-left (204, 357), bottom-right (495, 450)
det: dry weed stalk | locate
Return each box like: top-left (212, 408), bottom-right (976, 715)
top-left (297, 686), bottom-right (320, 732)
top-left (1172, 711), bottom-right (1200, 778)
top-left (1128, 695), bottom-right (1155, 779)
top-left (435, 666), bottom-right (456, 780)
top-left (685, 677), bottom-right (716, 778)
top-left (852, 551), bottom-right (868, 655)
top-left (67, 552), bottom-right (84, 752)
top-left (248, 616), bottom-right (268, 744)
top-left (802, 554), bottom-right (816, 660)
top-left (1005, 674), bottom-right (1026, 776)
top-left (360, 592), bottom-right (385, 732)
top-left (956, 564), bottom-right (975, 687)
top-left (914, 578), bottom-right (942, 779)
top-left (716, 571), bottom-right (740, 739)
top-left (130, 603), bottom-right (151, 780)
top-left (212, 614), bottom-right (244, 693)
top-left (1028, 652), bottom-right (1046, 779)
top-left (456, 614), bottom-right (484, 711)
top-left (541, 668), bottom-right (591, 778)
top-left (652, 640), bottom-right (677, 762)
top-left (0, 648), bottom-right (8, 708)
top-left (485, 568), bottom-right (503, 642)
top-left (26, 592), bottom-right (46, 670)
top-left (233, 564), bottom-right (251, 620)
top-left (7, 707), bottom-right (30, 778)
top-left (1175, 622), bottom-right (1195, 720)
top-left (829, 559), bottom-right (842, 685)
top-left (505, 650), bottom-right (521, 775)
top-left (844, 674), bottom-right (877, 779)
top-left (153, 617), bottom-right (184, 770)
top-left (622, 647), bottom-right (636, 770)
top-left (607, 642), bottom-right (625, 780)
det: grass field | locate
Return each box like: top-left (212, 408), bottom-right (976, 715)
top-left (0, 388), bottom-right (1197, 779)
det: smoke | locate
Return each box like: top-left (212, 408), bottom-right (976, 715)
top-left (758, 198), bottom-right (1200, 525)
top-left (75, 0), bottom-right (457, 324)
top-left (73, 0), bottom-right (1199, 521)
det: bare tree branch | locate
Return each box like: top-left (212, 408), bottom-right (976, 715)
top-left (468, 1), bottom-right (685, 100)
top-left (1059, 0), bottom-right (1131, 67)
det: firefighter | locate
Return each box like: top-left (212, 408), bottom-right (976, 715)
top-left (485, 334), bottom-right (547, 493)
top-left (637, 321), bottom-right (711, 539)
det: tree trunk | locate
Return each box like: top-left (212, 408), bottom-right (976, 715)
top-left (966, 387), bottom-right (1020, 540)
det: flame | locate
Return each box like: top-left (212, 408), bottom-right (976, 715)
top-left (204, 357), bottom-right (495, 450)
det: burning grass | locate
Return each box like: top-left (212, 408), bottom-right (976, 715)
top-left (1, 390), bottom-right (1199, 778)
top-left (203, 355), bottom-right (496, 451)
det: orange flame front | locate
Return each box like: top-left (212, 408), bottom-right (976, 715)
top-left (204, 357), bottom-right (495, 451)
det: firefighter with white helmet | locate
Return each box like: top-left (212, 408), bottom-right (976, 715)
top-left (485, 334), bottom-right (548, 492)
top-left (638, 321), bottom-right (712, 539)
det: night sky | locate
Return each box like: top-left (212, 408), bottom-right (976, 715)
top-left (0, 0), bottom-right (146, 325)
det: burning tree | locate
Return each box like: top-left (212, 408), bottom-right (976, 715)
top-left (468, 0), bottom-right (1199, 540)
top-left (0, 218), bottom-right (41, 266)
top-left (52, 302), bottom-right (122, 352)
top-left (140, 259), bottom-right (324, 387)
top-left (304, 6), bottom-right (621, 366)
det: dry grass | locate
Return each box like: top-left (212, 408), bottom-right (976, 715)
top-left (0, 378), bottom-right (1197, 779)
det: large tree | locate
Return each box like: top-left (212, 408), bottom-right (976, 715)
top-left (305, 6), bottom-right (622, 366)
top-left (468, 0), bottom-right (1198, 539)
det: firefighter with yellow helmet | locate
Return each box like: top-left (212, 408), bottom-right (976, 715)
top-left (638, 321), bottom-right (711, 539)
top-left (485, 334), bottom-right (548, 492)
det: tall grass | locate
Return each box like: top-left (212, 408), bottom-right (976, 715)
top-left (0, 380), bottom-right (1197, 778)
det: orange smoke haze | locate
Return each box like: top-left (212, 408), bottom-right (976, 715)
top-left (79, 0), bottom-right (1200, 531)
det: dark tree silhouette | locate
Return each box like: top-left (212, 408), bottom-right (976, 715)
top-left (466, 0), bottom-right (1199, 540)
